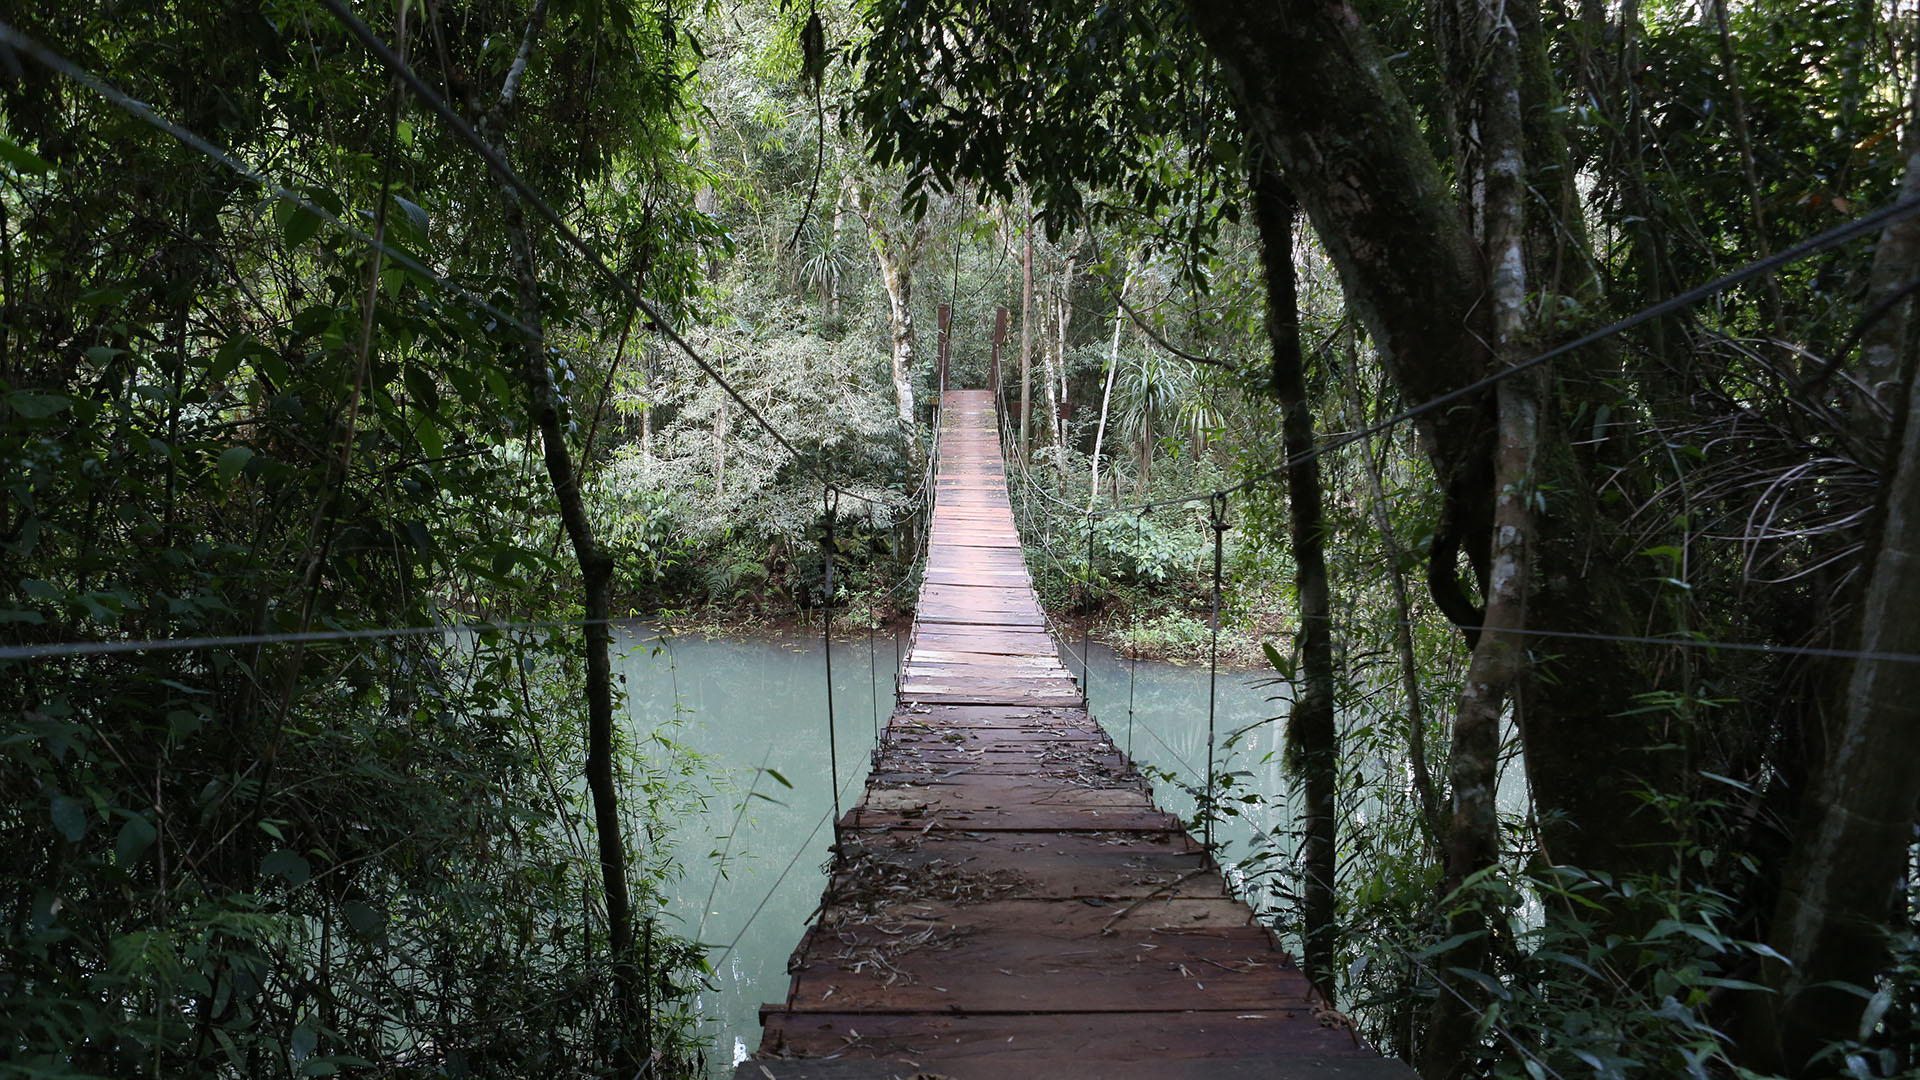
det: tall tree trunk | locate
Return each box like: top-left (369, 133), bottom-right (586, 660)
top-left (1753, 114), bottom-right (1920, 1074)
top-left (1188, 0), bottom-right (1672, 889)
top-left (486, 2), bottom-right (637, 1060)
top-left (875, 239), bottom-right (919, 435)
top-left (830, 176), bottom-right (851, 320)
top-left (855, 182), bottom-right (926, 450)
top-left (1250, 164), bottom-right (1339, 1002)
top-left (1137, 405), bottom-right (1153, 498)
top-left (1090, 256), bottom-right (1134, 510)
top-left (1423, 2), bottom-right (1529, 1073)
top-left (1043, 243), bottom-right (1079, 463)
top-left (714, 394), bottom-right (727, 498)
top-left (1021, 191), bottom-right (1034, 460)
top-left (1854, 68), bottom-right (1920, 447)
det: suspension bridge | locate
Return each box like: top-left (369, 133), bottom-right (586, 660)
top-left (741, 390), bottom-right (1408, 1078)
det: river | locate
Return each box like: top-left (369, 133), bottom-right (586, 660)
top-left (617, 625), bottom-right (1297, 1075)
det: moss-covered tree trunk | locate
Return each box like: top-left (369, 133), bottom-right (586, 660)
top-left (1249, 164), bottom-right (1340, 1003)
top-left (1754, 114), bottom-right (1920, 1071)
top-left (1424, 3), bottom-right (1531, 1069)
top-left (855, 182), bottom-right (926, 449)
top-left (1187, 0), bottom-right (1673, 892)
top-left (488, 5), bottom-right (639, 1064)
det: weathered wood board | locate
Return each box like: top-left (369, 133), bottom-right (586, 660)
top-left (742, 389), bottom-right (1411, 1079)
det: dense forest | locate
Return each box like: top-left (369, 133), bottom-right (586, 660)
top-left (3, 0), bottom-right (1919, 1076)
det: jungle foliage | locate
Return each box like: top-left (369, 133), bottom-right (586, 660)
top-left (5, 0), bottom-right (1920, 1077)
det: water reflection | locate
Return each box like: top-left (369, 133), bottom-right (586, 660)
top-left (617, 626), bottom-right (892, 1076)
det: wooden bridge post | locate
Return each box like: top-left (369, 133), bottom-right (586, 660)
top-left (990, 305), bottom-right (1008, 413)
top-left (936, 301), bottom-right (952, 392)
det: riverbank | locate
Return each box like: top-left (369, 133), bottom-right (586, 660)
top-left (1048, 601), bottom-right (1291, 671)
top-left (637, 590), bottom-right (1284, 671)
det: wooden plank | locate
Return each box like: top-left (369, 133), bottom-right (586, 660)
top-left (747, 1013), bottom-right (1395, 1077)
top-left (750, 389), bottom-right (1410, 1078)
top-left (841, 807), bottom-right (1182, 832)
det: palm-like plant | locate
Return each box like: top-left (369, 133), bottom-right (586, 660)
top-left (1113, 347), bottom-right (1193, 497)
top-left (796, 219), bottom-right (854, 318)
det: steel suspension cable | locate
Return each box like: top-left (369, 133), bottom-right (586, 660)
top-left (1127, 512), bottom-right (1142, 762)
top-left (313, 0), bottom-right (890, 510)
top-left (1082, 511), bottom-right (1094, 704)
top-left (821, 486), bottom-right (842, 827)
top-left (1203, 493), bottom-right (1228, 852)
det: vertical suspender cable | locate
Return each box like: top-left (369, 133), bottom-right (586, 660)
top-left (868, 604), bottom-right (879, 742)
top-left (822, 485), bottom-right (842, 826)
top-left (1204, 492), bottom-right (1228, 852)
top-left (1127, 511), bottom-right (1141, 762)
top-left (1083, 511), bottom-right (1094, 707)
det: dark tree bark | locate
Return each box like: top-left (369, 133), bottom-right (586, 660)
top-left (1187, 0), bottom-right (1675, 887)
top-left (1751, 103), bottom-right (1920, 1070)
top-left (488, 3), bottom-right (640, 1064)
top-left (1250, 162), bottom-right (1339, 1002)
top-left (1757, 345), bottom-right (1920, 1074)
top-left (502, 189), bottom-right (640, 1059)
top-left (1423, 2), bottom-right (1532, 1072)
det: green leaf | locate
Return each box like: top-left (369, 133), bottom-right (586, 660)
top-left (290, 1023), bottom-right (318, 1060)
top-left (261, 849), bottom-right (311, 886)
top-left (1860, 987), bottom-right (1893, 1041)
top-left (413, 411), bottom-right (444, 458)
top-left (278, 197), bottom-right (324, 247)
top-left (290, 306), bottom-right (334, 339)
top-left (393, 195), bottom-right (430, 238)
top-left (1696, 975), bottom-right (1770, 992)
top-left (0, 134), bottom-right (54, 174)
top-left (402, 366), bottom-right (441, 416)
top-left (49, 795), bottom-right (87, 843)
top-left (116, 815), bottom-right (157, 867)
top-left (1535, 949), bottom-right (1601, 979)
top-left (6, 391), bottom-right (74, 419)
top-left (763, 768), bottom-right (794, 789)
top-left (217, 446), bottom-right (255, 482)
top-left (344, 901), bottom-right (382, 934)
top-left (1260, 641), bottom-right (1295, 680)
top-left (1699, 770), bottom-right (1753, 793)
top-left (1413, 929), bottom-right (1486, 960)
top-left (1446, 965), bottom-right (1512, 1002)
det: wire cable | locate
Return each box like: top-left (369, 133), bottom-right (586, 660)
top-left (0, 615), bottom-right (638, 662)
top-left (0, 20), bottom-right (533, 340)
top-left (312, 0), bottom-right (883, 509)
top-left (1086, 188), bottom-right (1920, 521)
top-left (708, 763), bottom-right (865, 973)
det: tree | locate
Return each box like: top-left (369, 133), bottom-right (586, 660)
top-left (853, 175), bottom-right (929, 447)
top-left (0, 0), bottom-right (712, 1071)
top-left (856, 0), bottom-right (1920, 1072)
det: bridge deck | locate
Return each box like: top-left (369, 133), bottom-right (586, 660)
top-left (742, 390), bottom-right (1407, 1078)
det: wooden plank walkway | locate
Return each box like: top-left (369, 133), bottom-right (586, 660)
top-left (741, 390), bottom-right (1409, 1079)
